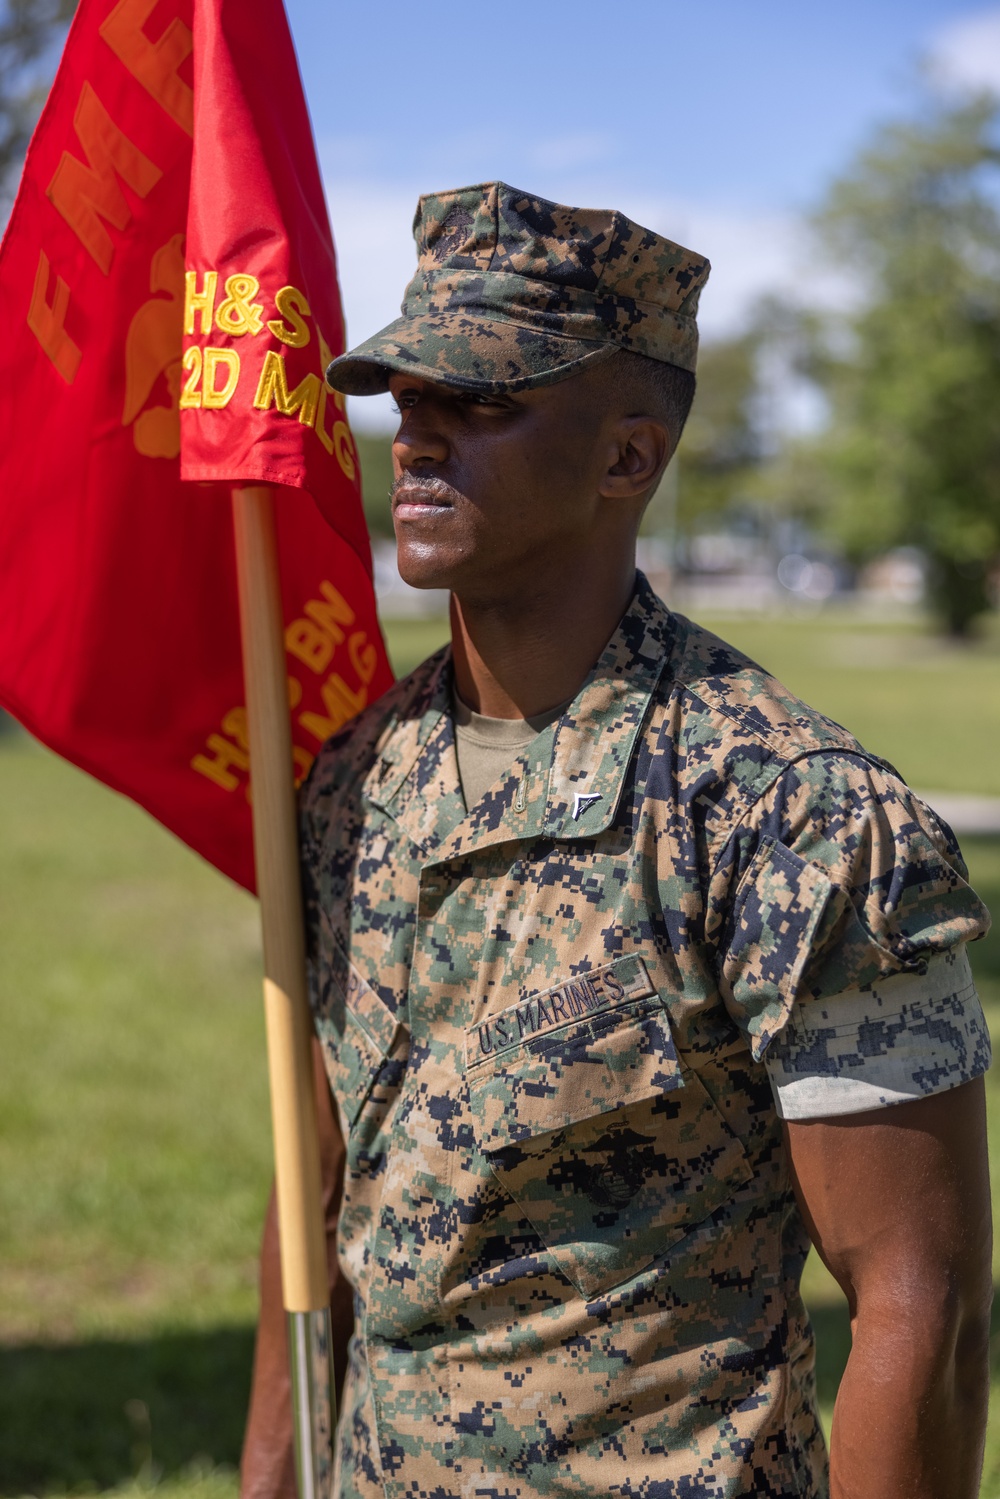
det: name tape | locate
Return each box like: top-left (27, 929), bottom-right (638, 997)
top-left (467, 955), bottom-right (654, 1066)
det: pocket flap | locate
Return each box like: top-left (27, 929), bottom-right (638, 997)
top-left (724, 838), bottom-right (836, 1061)
top-left (336, 954), bottom-right (401, 1060)
top-left (314, 944), bottom-right (406, 1129)
top-left (466, 956), bottom-right (683, 1148)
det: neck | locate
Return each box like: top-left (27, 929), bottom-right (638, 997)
top-left (449, 556), bottom-right (638, 719)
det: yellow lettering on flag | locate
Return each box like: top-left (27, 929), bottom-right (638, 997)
top-left (315, 382), bottom-right (335, 456)
top-left (46, 81), bottom-right (162, 274)
top-left (178, 345), bottom-right (239, 408)
top-left (317, 327), bottom-right (336, 381)
top-left (192, 584), bottom-right (375, 792)
top-left (184, 271), bottom-right (218, 335)
top-left (202, 347), bottom-right (240, 407)
top-left (27, 250), bottom-right (82, 384)
top-left (99, 0), bottom-right (194, 137)
top-left (349, 630), bottom-right (378, 684)
top-left (299, 672), bottom-right (367, 744)
top-left (253, 349), bottom-right (320, 425)
top-left (192, 729), bottom-right (250, 791)
top-left (267, 286), bottom-right (312, 348)
top-left (285, 586), bottom-right (374, 682)
top-left (285, 619), bottom-right (334, 675)
top-left (215, 274), bottom-right (264, 337)
top-left (315, 378), bottom-right (358, 479)
top-left (304, 580), bottom-right (354, 642)
top-left (192, 685), bottom-right (315, 797)
top-left (332, 418), bottom-right (357, 481)
top-left (179, 345), bottom-right (203, 407)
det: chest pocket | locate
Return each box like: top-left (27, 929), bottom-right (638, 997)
top-left (313, 946), bottom-right (408, 1131)
top-left (465, 954), bottom-right (753, 1300)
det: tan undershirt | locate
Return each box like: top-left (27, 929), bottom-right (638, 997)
top-left (452, 690), bottom-right (568, 810)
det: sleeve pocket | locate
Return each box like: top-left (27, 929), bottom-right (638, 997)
top-left (722, 838), bottom-right (837, 1062)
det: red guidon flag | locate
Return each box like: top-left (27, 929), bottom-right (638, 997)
top-left (0, 0), bottom-right (392, 891)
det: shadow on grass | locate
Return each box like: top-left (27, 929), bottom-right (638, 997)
top-left (0, 1325), bottom-right (254, 1494)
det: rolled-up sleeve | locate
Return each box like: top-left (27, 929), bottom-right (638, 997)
top-left (761, 944), bottom-right (991, 1119)
top-left (714, 752), bottom-right (992, 1084)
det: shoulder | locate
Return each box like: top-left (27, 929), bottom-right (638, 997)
top-left (643, 610), bottom-right (890, 835)
top-left (645, 610), bottom-right (983, 936)
top-left (664, 611), bottom-right (872, 765)
top-left (662, 615), bottom-right (976, 931)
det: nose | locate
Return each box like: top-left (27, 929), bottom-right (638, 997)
top-left (392, 388), bottom-right (449, 473)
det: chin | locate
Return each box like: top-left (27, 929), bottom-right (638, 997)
top-left (395, 540), bottom-right (458, 594)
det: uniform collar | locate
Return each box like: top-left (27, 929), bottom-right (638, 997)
top-left (365, 573), bottom-right (676, 863)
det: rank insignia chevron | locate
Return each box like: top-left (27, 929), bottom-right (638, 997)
top-left (572, 792), bottom-right (603, 820)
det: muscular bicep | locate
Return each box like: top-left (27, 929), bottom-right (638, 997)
top-left (785, 1079), bottom-right (992, 1314)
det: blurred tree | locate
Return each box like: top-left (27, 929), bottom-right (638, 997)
top-left (674, 333), bottom-right (763, 525)
top-left (0, 0), bottom-right (76, 205)
top-left (642, 332), bottom-right (765, 545)
top-left (355, 430), bottom-right (394, 539)
top-left (807, 96), bottom-right (1000, 634)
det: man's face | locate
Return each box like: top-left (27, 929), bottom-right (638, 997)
top-left (387, 365), bottom-right (626, 603)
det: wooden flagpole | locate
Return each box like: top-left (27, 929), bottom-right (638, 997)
top-left (231, 483), bottom-right (334, 1499)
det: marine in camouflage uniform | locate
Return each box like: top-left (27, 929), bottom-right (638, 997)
top-left (244, 183), bottom-right (992, 1499)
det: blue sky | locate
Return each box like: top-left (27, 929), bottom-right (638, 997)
top-left (280, 1), bottom-right (1000, 425)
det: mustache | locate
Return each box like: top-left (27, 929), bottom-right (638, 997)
top-left (390, 474), bottom-right (462, 507)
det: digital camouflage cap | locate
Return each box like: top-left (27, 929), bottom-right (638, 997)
top-left (325, 181), bottom-right (711, 396)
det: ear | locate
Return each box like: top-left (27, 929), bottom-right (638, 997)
top-left (599, 416), bottom-right (670, 501)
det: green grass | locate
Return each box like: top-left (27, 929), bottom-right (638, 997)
top-left (1, 608), bottom-right (999, 1496)
top-left (382, 616), bottom-right (450, 679)
top-left (0, 735), bottom-right (266, 1495)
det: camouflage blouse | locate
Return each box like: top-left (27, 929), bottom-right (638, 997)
top-left (301, 574), bottom-right (990, 1499)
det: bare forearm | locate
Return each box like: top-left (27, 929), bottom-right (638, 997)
top-left (785, 1086), bottom-right (993, 1499)
top-left (241, 1189), bottom-right (297, 1499)
top-left (829, 1302), bottom-right (990, 1499)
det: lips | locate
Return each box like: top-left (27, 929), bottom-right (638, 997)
top-left (391, 478), bottom-right (458, 519)
top-left (393, 495), bottom-right (451, 522)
